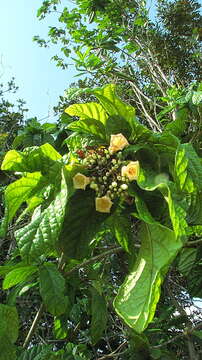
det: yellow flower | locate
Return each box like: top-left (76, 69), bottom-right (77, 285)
top-left (121, 161), bottom-right (139, 181)
top-left (95, 196), bottom-right (113, 213)
top-left (108, 133), bottom-right (129, 154)
top-left (73, 173), bottom-right (90, 190)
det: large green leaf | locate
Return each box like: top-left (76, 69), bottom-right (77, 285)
top-left (137, 167), bottom-right (188, 240)
top-left (65, 102), bottom-right (108, 125)
top-left (105, 114), bottom-right (132, 140)
top-left (1, 143), bottom-right (62, 174)
top-left (67, 118), bottom-right (106, 141)
top-left (0, 304), bottom-right (19, 359)
top-left (39, 263), bottom-right (68, 316)
top-left (58, 190), bottom-right (109, 259)
top-left (107, 211), bottom-right (132, 253)
top-left (91, 84), bottom-right (135, 123)
top-left (186, 192), bottom-right (202, 225)
top-left (0, 172), bottom-right (45, 235)
top-left (0, 338), bottom-right (16, 360)
top-left (15, 171), bottom-right (68, 261)
top-left (177, 248), bottom-right (197, 276)
top-left (0, 304), bottom-right (19, 343)
top-left (3, 266), bottom-right (38, 290)
top-left (175, 143), bottom-right (202, 193)
top-left (90, 287), bottom-right (107, 345)
top-left (114, 222), bottom-right (182, 333)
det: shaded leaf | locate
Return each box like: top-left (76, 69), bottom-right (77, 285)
top-left (39, 263), bottom-right (68, 316)
top-left (90, 287), bottom-right (107, 345)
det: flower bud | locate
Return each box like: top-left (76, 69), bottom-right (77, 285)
top-left (111, 181), bottom-right (117, 188)
top-left (121, 183), bottom-right (128, 190)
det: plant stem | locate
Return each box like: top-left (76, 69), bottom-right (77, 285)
top-left (23, 303), bottom-right (45, 348)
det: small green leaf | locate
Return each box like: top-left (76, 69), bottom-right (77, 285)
top-left (114, 223), bottom-right (182, 333)
top-left (3, 266), bottom-right (38, 290)
top-left (90, 287), bottom-right (107, 345)
top-left (39, 263), bottom-right (68, 316)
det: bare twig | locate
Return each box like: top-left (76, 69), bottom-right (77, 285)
top-left (23, 303), bottom-right (45, 348)
top-left (98, 341), bottom-right (127, 359)
top-left (64, 246), bottom-right (124, 277)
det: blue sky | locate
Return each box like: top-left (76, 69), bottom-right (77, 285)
top-left (0, 0), bottom-right (77, 121)
top-left (0, 0), bottom-right (156, 122)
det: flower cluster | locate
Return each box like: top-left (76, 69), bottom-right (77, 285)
top-left (72, 134), bottom-right (139, 213)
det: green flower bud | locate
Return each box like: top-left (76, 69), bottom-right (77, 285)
top-left (121, 184), bottom-right (128, 190)
top-left (112, 181), bottom-right (117, 188)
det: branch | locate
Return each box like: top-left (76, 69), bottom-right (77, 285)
top-left (129, 81), bottom-right (162, 132)
top-left (98, 340), bottom-right (127, 359)
top-left (152, 322), bottom-right (202, 349)
top-left (64, 246), bottom-right (124, 277)
top-left (186, 239), bottom-right (202, 247)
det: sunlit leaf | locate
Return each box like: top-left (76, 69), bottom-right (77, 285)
top-left (114, 222), bottom-right (182, 333)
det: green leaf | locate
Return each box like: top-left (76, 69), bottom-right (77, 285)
top-left (0, 304), bottom-right (19, 344)
top-left (177, 248), bottom-right (197, 276)
top-left (39, 263), bottom-right (68, 316)
top-left (165, 108), bottom-right (188, 137)
top-left (186, 192), bottom-right (202, 225)
top-left (18, 345), bottom-right (60, 360)
top-left (1, 172), bottom-right (45, 235)
top-left (65, 102), bottom-right (108, 125)
top-left (0, 338), bottom-right (16, 360)
top-left (90, 287), bottom-right (107, 345)
top-left (175, 143), bottom-right (202, 193)
top-left (193, 330), bottom-right (202, 339)
top-left (105, 114), bottom-right (132, 140)
top-left (114, 223), bottom-right (182, 333)
top-left (1, 143), bottom-right (61, 174)
top-left (107, 211), bottom-right (132, 252)
top-left (192, 90), bottom-right (202, 105)
top-left (3, 266), bottom-right (38, 290)
top-left (91, 84), bottom-right (135, 123)
top-left (67, 118), bottom-right (106, 141)
top-left (58, 189), bottom-right (109, 259)
top-left (137, 168), bottom-right (188, 240)
top-left (15, 170), bottom-right (68, 261)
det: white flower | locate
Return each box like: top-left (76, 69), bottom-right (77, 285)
top-left (121, 161), bottom-right (139, 181)
top-left (95, 196), bottom-right (113, 213)
top-left (73, 173), bottom-right (90, 190)
top-left (108, 133), bottom-right (129, 154)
